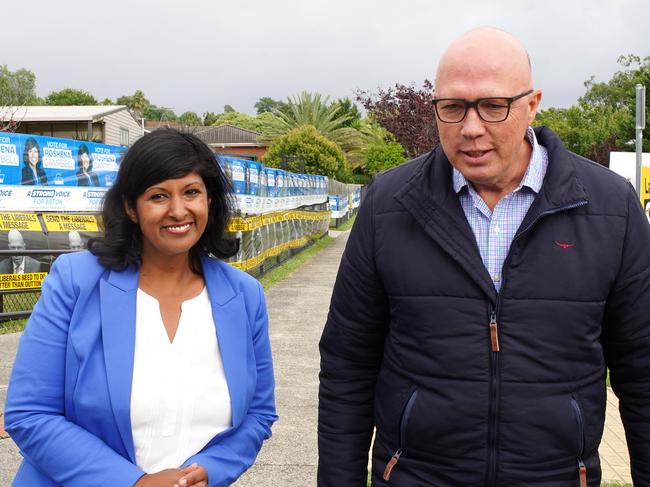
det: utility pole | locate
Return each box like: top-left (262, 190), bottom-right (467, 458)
top-left (636, 84), bottom-right (645, 197)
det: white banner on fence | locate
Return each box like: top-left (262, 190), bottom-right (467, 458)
top-left (0, 185), bottom-right (107, 212)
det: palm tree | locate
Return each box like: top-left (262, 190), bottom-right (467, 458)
top-left (264, 91), bottom-right (365, 156)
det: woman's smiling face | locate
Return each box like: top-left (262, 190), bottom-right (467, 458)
top-left (130, 171), bottom-right (210, 263)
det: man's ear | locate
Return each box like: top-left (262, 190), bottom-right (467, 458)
top-left (528, 89), bottom-right (543, 125)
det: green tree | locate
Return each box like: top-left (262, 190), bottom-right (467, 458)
top-left (332, 97), bottom-right (362, 129)
top-left (266, 91), bottom-right (365, 159)
top-left (178, 111), bottom-right (201, 126)
top-left (580, 54), bottom-right (650, 151)
top-left (254, 96), bottom-right (289, 115)
top-left (143, 105), bottom-right (178, 122)
top-left (223, 104), bottom-right (236, 113)
top-left (0, 65), bottom-right (40, 130)
top-left (203, 111), bottom-right (220, 126)
top-left (100, 98), bottom-right (113, 105)
top-left (0, 65), bottom-right (39, 106)
top-left (116, 90), bottom-right (150, 117)
top-left (365, 140), bottom-right (406, 176)
top-left (535, 103), bottom-right (633, 165)
top-left (263, 125), bottom-right (347, 179)
top-left (45, 88), bottom-right (97, 106)
top-left (209, 111), bottom-right (283, 138)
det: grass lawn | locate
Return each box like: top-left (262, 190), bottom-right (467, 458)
top-left (258, 235), bottom-right (335, 291)
top-left (332, 214), bottom-right (357, 232)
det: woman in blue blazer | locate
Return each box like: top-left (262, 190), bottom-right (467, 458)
top-left (4, 129), bottom-right (277, 486)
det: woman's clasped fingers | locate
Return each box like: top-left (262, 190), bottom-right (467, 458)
top-left (174, 463), bottom-right (208, 487)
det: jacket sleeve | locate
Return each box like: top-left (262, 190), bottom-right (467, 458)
top-left (318, 181), bottom-right (390, 486)
top-left (182, 281), bottom-right (277, 487)
top-left (601, 184), bottom-right (650, 485)
top-left (3, 255), bottom-right (145, 487)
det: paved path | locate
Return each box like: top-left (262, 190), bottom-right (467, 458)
top-left (0, 231), bottom-right (634, 485)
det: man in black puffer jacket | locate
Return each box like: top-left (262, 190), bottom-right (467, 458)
top-left (318, 27), bottom-right (650, 486)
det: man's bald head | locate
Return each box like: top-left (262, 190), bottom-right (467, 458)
top-left (8, 229), bottom-right (25, 250)
top-left (435, 27), bottom-right (533, 96)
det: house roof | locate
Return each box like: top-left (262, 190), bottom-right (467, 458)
top-left (0, 105), bottom-right (133, 122)
top-left (193, 124), bottom-right (265, 146)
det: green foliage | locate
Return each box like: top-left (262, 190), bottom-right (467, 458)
top-left (143, 104), bottom-right (178, 122)
top-left (266, 91), bottom-right (366, 166)
top-left (365, 138), bottom-right (407, 176)
top-left (332, 97), bottom-right (362, 129)
top-left (178, 111), bottom-right (201, 126)
top-left (203, 111), bottom-right (220, 125)
top-left (580, 54), bottom-right (650, 152)
top-left (534, 54), bottom-right (649, 164)
top-left (254, 96), bottom-right (289, 115)
top-left (100, 98), bottom-right (113, 105)
top-left (0, 65), bottom-right (40, 106)
top-left (263, 125), bottom-right (347, 178)
top-left (223, 104), bottom-right (236, 113)
top-left (45, 88), bottom-right (97, 106)
top-left (209, 111), bottom-right (283, 138)
top-left (534, 104), bottom-right (632, 162)
top-left (116, 90), bottom-right (150, 116)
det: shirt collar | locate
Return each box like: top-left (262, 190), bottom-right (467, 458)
top-left (452, 126), bottom-right (546, 194)
top-left (13, 257), bottom-right (25, 274)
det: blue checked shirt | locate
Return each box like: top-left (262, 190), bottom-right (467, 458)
top-left (453, 127), bottom-right (549, 292)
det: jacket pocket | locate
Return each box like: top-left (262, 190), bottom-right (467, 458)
top-left (570, 396), bottom-right (588, 487)
top-left (383, 389), bottom-right (419, 481)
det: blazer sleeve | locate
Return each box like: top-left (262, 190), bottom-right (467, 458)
top-left (318, 180), bottom-right (390, 486)
top-left (602, 184), bottom-right (650, 485)
top-left (182, 281), bottom-right (277, 487)
top-left (4, 255), bottom-right (145, 487)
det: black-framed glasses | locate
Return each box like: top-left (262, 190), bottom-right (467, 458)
top-left (432, 89), bottom-right (534, 123)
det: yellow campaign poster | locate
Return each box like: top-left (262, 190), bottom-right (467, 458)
top-left (42, 214), bottom-right (99, 232)
top-left (0, 213), bottom-right (42, 232)
top-left (642, 167), bottom-right (650, 223)
top-left (0, 272), bottom-right (47, 290)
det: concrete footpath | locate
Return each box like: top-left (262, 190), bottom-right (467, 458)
top-left (0, 230), bottom-right (633, 485)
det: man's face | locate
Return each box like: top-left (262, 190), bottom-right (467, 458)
top-left (8, 234), bottom-right (26, 267)
top-left (435, 63), bottom-right (541, 191)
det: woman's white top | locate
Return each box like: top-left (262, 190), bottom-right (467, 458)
top-left (130, 287), bottom-right (232, 473)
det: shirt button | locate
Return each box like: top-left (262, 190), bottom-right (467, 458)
top-left (492, 225), bottom-right (501, 234)
top-left (494, 275), bottom-right (501, 282)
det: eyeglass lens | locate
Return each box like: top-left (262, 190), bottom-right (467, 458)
top-left (436, 98), bottom-right (510, 123)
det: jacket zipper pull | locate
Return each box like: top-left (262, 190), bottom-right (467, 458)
top-left (489, 312), bottom-right (500, 352)
top-left (383, 448), bottom-right (402, 481)
top-left (578, 458), bottom-right (587, 487)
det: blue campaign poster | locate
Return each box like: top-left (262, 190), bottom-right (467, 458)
top-left (218, 156), bottom-right (247, 194)
top-left (266, 168), bottom-right (277, 197)
top-left (0, 132), bottom-right (124, 188)
top-left (247, 160), bottom-right (262, 195)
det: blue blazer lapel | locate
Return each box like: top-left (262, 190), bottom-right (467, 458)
top-left (202, 256), bottom-right (248, 428)
top-left (99, 265), bottom-right (139, 462)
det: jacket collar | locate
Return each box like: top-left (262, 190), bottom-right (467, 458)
top-left (394, 126), bottom-right (589, 303)
top-left (99, 253), bottom-right (247, 462)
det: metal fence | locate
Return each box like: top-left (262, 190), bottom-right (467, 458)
top-left (0, 249), bottom-right (73, 325)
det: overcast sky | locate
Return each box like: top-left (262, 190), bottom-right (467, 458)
top-left (4, 0), bottom-right (649, 117)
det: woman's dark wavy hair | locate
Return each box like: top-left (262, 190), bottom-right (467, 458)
top-left (88, 129), bottom-right (238, 273)
top-left (76, 144), bottom-right (93, 174)
top-left (22, 138), bottom-right (41, 166)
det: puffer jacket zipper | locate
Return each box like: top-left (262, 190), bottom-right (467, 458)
top-left (485, 200), bottom-right (588, 487)
top-left (571, 397), bottom-right (588, 487)
top-left (383, 389), bottom-right (419, 481)
top-left (486, 307), bottom-right (501, 487)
